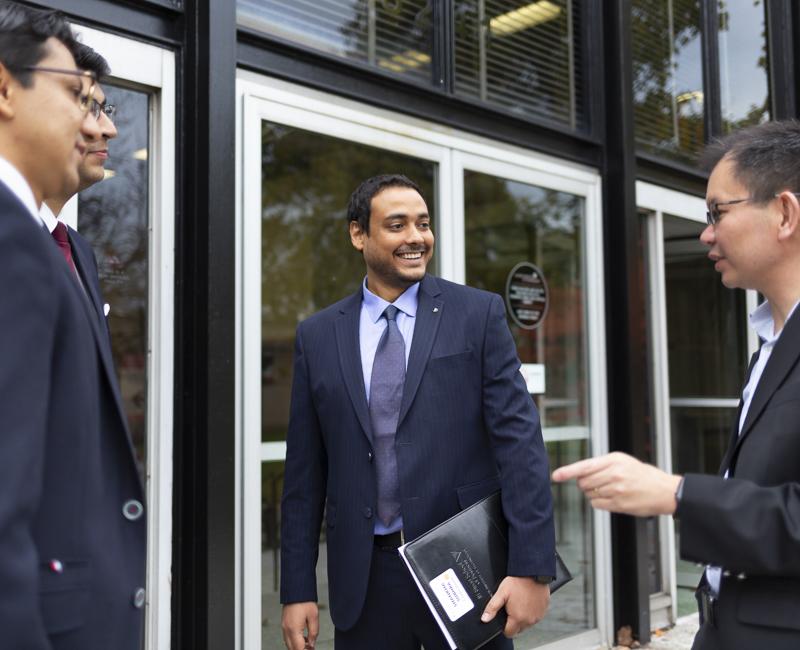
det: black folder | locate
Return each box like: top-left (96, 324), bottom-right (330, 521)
top-left (398, 491), bottom-right (572, 650)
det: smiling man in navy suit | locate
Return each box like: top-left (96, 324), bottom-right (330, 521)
top-left (280, 174), bottom-right (556, 650)
top-left (0, 5), bottom-right (145, 649)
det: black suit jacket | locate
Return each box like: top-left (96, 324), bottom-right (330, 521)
top-left (280, 274), bottom-right (555, 631)
top-left (677, 306), bottom-right (800, 647)
top-left (0, 183), bottom-right (145, 650)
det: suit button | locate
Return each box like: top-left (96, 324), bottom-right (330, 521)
top-left (736, 572), bottom-right (747, 581)
top-left (368, 451), bottom-right (373, 463)
top-left (363, 507), bottom-right (373, 519)
top-left (48, 559), bottom-right (64, 574)
top-left (132, 588), bottom-right (146, 609)
top-left (123, 500), bottom-right (144, 521)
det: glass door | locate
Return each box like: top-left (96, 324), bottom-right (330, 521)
top-left (65, 26), bottom-right (176, 650)
top-left (239, 73), bottom-right (611, 650)
top-left (637, 182), bottom-right (756, 622)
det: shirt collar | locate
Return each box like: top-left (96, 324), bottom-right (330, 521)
top-left (362, 278), bottom-right (420, 323)
top-left (751, 299), bottom-right (800, 344)
top-left (0, 156), bottom-right (41, 225)
top-left (39, 203), bottom-right (59, 233)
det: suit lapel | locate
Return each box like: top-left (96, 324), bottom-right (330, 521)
top-left (335, 291), bottom-right (373, 446)
top-left (731, 308), bottom-right (800, 462)
top-left (397, 275), bottom-right (443, 428)
top-left (68, 228), bottom-right (106, 329)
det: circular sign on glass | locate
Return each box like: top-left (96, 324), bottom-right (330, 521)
top-left (505, 262), bottom-right (549, 330)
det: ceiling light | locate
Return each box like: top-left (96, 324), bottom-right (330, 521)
top-left (378, 49), bottom-right (431, 73)
top-left (676, 90), bottom-right (704, 104)
top-left (132, 148), bottom-right (148, 161)
top-left (490, 1), bottom-right (562, 37)
top-left (103, 169), bottom-right (116, 180)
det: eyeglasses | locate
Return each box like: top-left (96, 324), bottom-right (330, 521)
top-left (90, 100), bottom-right (117, 121)
top-left (705, 197), bottom-right (754, 226)
top-left (705, 192), bottom-right (800, 226)
top-left (20, 66), bottom-right (97, 114)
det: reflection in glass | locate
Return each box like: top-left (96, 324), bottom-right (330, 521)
top-left (664, 215), bottom-right (747, 397)
top-left (259, 121), bottom-right (437, 648)
top-left (453, 0), bottom-right (582, 128)
top-left (464, 170), bottom-right (594, 644)
top-left (718, 0), bottom-right (770, 132)
top-left (78, 85), bottom-right (149, 474)
top-left (237, 0), bottom-right (433, 85)
top-left (662, 214), bottom-right (747, 607)
top-left (632, 0), bottom-right (703, 162)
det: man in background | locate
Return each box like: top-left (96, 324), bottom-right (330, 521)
top-left (554, 120), bottom-right (800, 649)
top-left (41, 42), bottom-right (117, 333)
top-left (281, 174), bottom-right (555, 650)
top-left (0, 4), bottom-right (145, 649)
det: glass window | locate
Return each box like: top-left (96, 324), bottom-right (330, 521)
top-left (632, 0), bottom-right (704, 163)
top-left (454, 0), bottom-right (582, 128)
top-left (718, 0), bottom-right (770, 132)
top-left (259, 121), bottom-right (437, 648)
top-left (464, 170), bottom-right (594, 645)
top-left (661, 213), bottom-right (747, 611)
top-left (78, 84), bottom-right (150, 472)
top-left (237, 0), bottom-right (433, 85)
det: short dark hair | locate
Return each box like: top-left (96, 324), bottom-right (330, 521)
top-left (347, 174), bottom-right (425, 233)
top-left (74, 42), bottom-right (110, 81)
top-left (700, 120), bottom-right (800, 203)
top-left (0, 2), bottom-right (80, 87)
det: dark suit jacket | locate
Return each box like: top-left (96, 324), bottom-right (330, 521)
top-left (68, 225), bottom-right (111, 343)
top-left (280, 274), bottom-right (555, 631)
top-left (677, 306), bottom-right (800, 647)
top-left (0, 183), bottom-right (145, 650)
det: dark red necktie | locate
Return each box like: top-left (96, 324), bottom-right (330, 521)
top-left (51, 221), bottom-right (77, 276)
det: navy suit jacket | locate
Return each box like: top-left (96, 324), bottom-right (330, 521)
top-left (280, 274), bottom-right (555, 631)
top-left (0, 183), bottom-right (145, 650)
top-left (677, 306), bottom-right (800, 648)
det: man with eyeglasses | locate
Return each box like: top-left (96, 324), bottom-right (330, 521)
top-left (40, 42), bottom-right (118, 333)
top-left (0, 4), bottom-right (145, 650)
top-left (553, 119), bottom-right (800, 649)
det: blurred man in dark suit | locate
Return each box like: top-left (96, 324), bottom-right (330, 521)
top-left (0, 4), bottom-right (145, 649)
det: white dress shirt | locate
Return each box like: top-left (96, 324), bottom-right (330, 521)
top-left (0, 156), bottom-right (41, 225)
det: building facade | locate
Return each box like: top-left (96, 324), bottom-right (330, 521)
top-left (27, 1), bottom-right (796, 648)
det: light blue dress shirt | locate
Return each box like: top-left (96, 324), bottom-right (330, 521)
top-left (359, 278), bottom-right (419, 534)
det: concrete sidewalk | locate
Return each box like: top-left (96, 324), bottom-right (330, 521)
top-left (608, 614), bottom-right (699, 650)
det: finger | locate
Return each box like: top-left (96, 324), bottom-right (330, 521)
top-left (307, 612), bottom-right (319, 647)
top-left (587, 496), bottom-right (617, 512)
top-left (283, 628), bottom-right (305, 650)
top-left (481, 589), bottom-right (507, 623)
top-left (503, 617), bottom-right (520, 638)
top-left (552, 455), bottom-right (613, 482)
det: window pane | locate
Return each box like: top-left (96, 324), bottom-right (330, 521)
top-left (464, 170), bottom-right (595, 644)
top-left (237, 0), bottom-right (433, 85)
top-left (78, 85), bottom-right (150, 473)
top-left (718, 0), bottom-right (770, 132)
top-left (663, 215), bottom-right (747, 397)
top-left (259, 121), bottom-right (437, 648)
top-left (454, 0), bottom-right (583, 129)
top-left (632, 0), bottom-right (704, 163)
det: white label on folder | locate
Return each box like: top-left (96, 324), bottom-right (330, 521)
top-left (429, 568), bottom-right (475, 622)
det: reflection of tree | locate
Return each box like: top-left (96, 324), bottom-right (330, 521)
top-left (453, 0), bottom-right (574, 126)
top-left (78, 85), bottom-right (149, 462)
top-left (632, 0), bottom-right (704, 162)
top-left (718, 0), bottom-right (770, 132)
top-left (464, 172), bottom-right (585, 426)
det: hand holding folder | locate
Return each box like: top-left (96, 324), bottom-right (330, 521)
top-left (399, 491), bottom-right (572, 650)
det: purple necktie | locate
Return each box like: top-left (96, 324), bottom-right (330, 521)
top-left (369, 305), bottom-right (405, 526)
top-left (51, 222), bottom-right (77, 276)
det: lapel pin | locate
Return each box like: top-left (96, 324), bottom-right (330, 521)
top-left (433, 307), bottom-right (439, 313)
